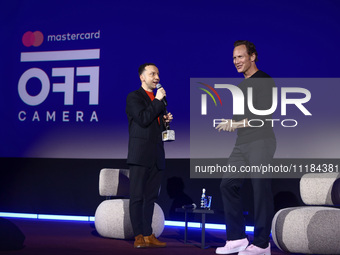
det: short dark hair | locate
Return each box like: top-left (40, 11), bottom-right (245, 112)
top-left (138, 63), bottom-right (156, 76)
top-left (234, 40), bottom-right (258, 62)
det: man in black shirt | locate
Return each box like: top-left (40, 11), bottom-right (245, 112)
top-left (215, 41), bottom-right (276, 255)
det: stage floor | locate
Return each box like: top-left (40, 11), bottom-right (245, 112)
top-left (0, 218), bottom-right (292, 255)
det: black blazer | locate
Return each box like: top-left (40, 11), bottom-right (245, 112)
top-left (126, 87), bottom-right (166, 169)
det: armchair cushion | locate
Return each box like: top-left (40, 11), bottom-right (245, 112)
top-left (300, 173), bottom-right (340, 205)
top-left (99, 168), bottom-right (130, 197)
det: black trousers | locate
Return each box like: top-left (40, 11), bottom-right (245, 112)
top-left (129, 164), bottom-right (163, 236)
top-left (220, 138), bottom-right (276, 249)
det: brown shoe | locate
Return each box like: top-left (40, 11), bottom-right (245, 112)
top-left (144, 234), bottom-right (166, 248)
top-left (134, 234), bottom-right (147, 248)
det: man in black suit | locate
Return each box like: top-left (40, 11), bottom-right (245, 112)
top-left (126, 63), bottom-right (173, 248)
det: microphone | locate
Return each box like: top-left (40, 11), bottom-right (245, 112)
top-left (182, 203), bottom-right (197, 210)
top-left (156, 83), bottom-right (167, 107)
top-left (156, 83), bottom-right (175, 142)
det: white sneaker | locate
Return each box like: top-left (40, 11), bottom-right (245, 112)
top-left (216, 238), bottom-right (248, 254)
top-left (238, 243), bottom-right (271, 255)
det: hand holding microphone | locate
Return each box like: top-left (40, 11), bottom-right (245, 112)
top-left (156, 83), bottom-right (167, 106)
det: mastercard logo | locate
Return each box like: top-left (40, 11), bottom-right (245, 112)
top-left (22, 31), bottom-right (44, 47)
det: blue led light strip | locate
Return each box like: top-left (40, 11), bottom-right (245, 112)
top-left (0, 212), bottom-right (254, 232)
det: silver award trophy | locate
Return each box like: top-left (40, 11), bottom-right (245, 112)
top-left (162, 121), bottom-right (175, 142)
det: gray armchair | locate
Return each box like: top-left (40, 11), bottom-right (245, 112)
top-left (272, 173), bottom-right (340, 254)
top-left (94, 168), bottom-right (165, 239)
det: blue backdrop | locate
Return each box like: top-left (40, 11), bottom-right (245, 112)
top-left (1, 0), bottom-right (340, 159)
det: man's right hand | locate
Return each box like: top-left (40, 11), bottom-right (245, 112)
top-left (155, 87), bottom-right (166, 101)
top-left (216, 119), bottom-right (236, 132)
top-left (216, 118), bottom-right (249, 132)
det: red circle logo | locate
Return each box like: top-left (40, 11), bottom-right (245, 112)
top-left (22, 31), bottom-right (44, 47)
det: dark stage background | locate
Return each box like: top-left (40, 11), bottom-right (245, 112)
top-left (1, 0), bottom-right (339, 223)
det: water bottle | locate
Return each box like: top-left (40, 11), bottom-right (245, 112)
top-left (201, 188), bottom-right (206, 208)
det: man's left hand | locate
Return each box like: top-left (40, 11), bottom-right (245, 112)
top-left (163, 112), bottom-right (173, 123)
